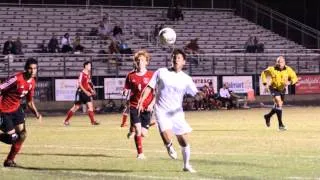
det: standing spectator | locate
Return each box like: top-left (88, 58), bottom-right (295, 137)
top-left (184, 38), bottom-right (200, 54)
top-left (174, 4), bottom-right (184, 21)
top-left (48, 34), bottom-right (59, 53)
top-left (3, 36), bottom-right (15, 55)
top-left (14, 37), bottom-right (23, 55)
top-left (61, 33), bottom-right (73, 53)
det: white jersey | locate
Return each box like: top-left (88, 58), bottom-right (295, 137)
top-left (148, 67), bottom-right (198, 135)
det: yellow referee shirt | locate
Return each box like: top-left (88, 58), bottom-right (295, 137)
top-left (261, 65), bottom-right (298, 91)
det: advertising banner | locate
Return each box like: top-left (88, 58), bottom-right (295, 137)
top-left (296, 75), bottom-right (320, 94)
top-left (55, 79), bottom-right (78, 101)
top-left (222, 76), bottom-right (252, 93)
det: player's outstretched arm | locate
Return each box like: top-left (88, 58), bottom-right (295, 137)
top-left (137, 86), bottom-right (153, 114)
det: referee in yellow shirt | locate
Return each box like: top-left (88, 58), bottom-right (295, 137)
top-left (261, 56), bottom-right (298, 130)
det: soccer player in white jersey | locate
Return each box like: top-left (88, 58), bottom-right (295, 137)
top-left (138, 49), bottom-right (201, 173)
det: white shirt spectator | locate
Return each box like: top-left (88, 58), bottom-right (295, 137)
top-left (219, 88), bottom-right (231, 98)
top-left (61, 37), bottom-right (71, 46)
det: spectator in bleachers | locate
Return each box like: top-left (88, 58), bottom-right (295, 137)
top-left (3, 36), bottom-right (15, 55)
top-left (73, 34), bottom-right (85, 53)
top-left (174, 4), bottom-right (184, 21)
top-left (98, 20), bottom-right (112, 40)
top-left (167, 3), bottom-right (175, 21)
top-left (113, 25), bottom-right (123, 41)
top-left (245, 35), bottom-right (256, 53)
top-left (184, 38), bottom-right (200, 54)
top-left (254, 36), bottom-right (264, 53)
top-left (38, 40), bottom-right (48, 53)
top-left (14, 37), bottom-right (23, 55)
top-left (109, 40), bottom-right (120, 54)
top-left (48, 34), bottom-right (59, 53)
top-left (61, 33), bottom-right (73, 53)
top-left (219, 83), bottom-right (234, 109)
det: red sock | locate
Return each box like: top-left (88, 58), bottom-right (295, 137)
top-left (121, 114), bottom-right (128, 126)
top-left (65, 110), bottom-right (74, 122)
top-left (134, 135), bottom-right (143, 154)
top-left (7, 140), bottom-right (23, 161)
top-left (88, 111), bottom-right (95, 123)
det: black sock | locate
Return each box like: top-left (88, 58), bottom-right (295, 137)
top-left (266, 108), bottom-right (276, 118)
top-left (275, 109), bottom-right (283, 126)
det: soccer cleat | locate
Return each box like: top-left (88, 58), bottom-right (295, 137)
top-left (120, 123), bottom-right (127, 128)
top-left (3, 160), bottom-right (17, 167)
top-left (183, 165), bottom-right (197, 173)
top-left (264, 115), bottom-right (270, 127)
top-left (279, 125), bottom-right (287, 131)
top-left (136, 153), bottom-right (146, 160)
top-left (166, 145), bottom-right (178, 159)
top-left (64, 121), bottom-right (70, 126)
top-left (91, 121), bottom-right (100, 125)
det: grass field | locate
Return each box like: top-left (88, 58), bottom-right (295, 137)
top-left (1, 107), bottom-right (320, 180)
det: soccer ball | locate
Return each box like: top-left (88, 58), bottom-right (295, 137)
top-left (159, 27), bottom-right (176, 45)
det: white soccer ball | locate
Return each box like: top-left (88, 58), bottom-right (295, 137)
top-left (159, 27), bottom-right (176, 45)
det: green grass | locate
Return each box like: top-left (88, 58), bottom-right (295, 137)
top-left (1, 107), bottom-right (320, 179)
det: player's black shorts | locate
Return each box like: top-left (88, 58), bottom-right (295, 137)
top-left (269, 87), bottom-right (285, 101)
top-left (75, 89), bottom-right (92, 104)
top-left (0, 106), bottom-right (25, 132)
top-left (130, 107), bottom-right (151, 129)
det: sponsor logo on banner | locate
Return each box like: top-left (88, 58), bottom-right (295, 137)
top-left (296, 75), bottom-right (320, 94)
top-left (55, 79), bottom-right (78, 101)
top-left (259, 77), bottom-right (288, 95)
top-left (104, 78), bottom-right (125, 99)
top-left (222, 76), bottom-right (252, 93)
top-left (192, 76), bottom-right (218, 92)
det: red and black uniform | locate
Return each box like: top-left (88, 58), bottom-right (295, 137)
top-left (75, 70), bottom-right (92, 104)
top-left (0, 72), bottom-right (35, 132)
top-left (124, 70), bottom-right (154, 129)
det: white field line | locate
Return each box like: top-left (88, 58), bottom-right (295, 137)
top-left (22, 144), bottom-right (320, 159)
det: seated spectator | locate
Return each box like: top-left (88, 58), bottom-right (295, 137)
top-left (103, 99), bottom-right (116, 112)
top-left (98, 20), bottom-right (112, 40)
top-left (184, 38), bottom-right (200, 54)
top-left (61, 33), bottom-right (73, 53)
top-left (73, 34), bottom-right (85, 53)
top-left (219, 83), bottom-right (234, 109)
top-left (254, 37), bottom-right (264, 53)
top-left (14, 37), bottom-right (23, 55)
top-left (109, 40), bottom-right (120, 54)
top-left (113, 25), bottom-right (123, 41)
top-left (245, 35), bottom-right (256, 53)
top-left (174, 4), bottom-right (184, 21)
top-left (3, 36), bottom-right (15, 55)
top-left (38, 40), bottom-right (48, 53)
top-left (167, 3), bottom-right (175, 21)
top-left (118, 40), bottom-right (132, 54)
top-left (48, 34), bottom-right (59, 53)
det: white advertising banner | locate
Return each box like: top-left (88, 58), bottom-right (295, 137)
top-left (55, 79), bottom-right (78, 101)
top-left (259, 77), bottom-right (288, 95)
top-left (104, 78), bottom-right (125, 99)
top-left (222, 76), bottom-right (253, 93)
top-left (191, 76), bottom-right (218, 91)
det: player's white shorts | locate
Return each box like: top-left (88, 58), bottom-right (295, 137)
top-left (154, 108), bottom-right (192, 135)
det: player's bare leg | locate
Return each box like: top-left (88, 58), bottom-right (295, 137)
top-left (64, 104), bottom-right (80, 125)
top-left (160, 129), bottom-right (177, 159)
top-left (87, 102), bottom-right (99, 125)
top-left (4, 123), bottom-right (26, 167)
top-left (176, 134), bottom-right (196, 173)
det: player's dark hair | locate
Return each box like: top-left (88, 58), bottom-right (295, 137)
top-left (172, 49), bottom-right (186, 60)
top-left (24, 58), bottom-right (38, 71)
top-left (83, 61), bottom-right (91, 68)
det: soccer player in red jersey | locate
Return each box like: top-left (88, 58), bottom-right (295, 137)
top-left (124, 50), bottom-right (154, 159)
top-left (64, 61), bottom-right (99, 126)
top-left (0, 58), bottom-right (42, 167)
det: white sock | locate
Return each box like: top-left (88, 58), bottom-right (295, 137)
top-left (181, 145), bottom-right (190, 168)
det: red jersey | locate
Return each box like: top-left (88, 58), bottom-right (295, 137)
top-left (0, 72), bottom-right (36, 113)
top-left (78, 70), bottom-right (92, 92)
top-left (124, 70), bottom-right (154, 108)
